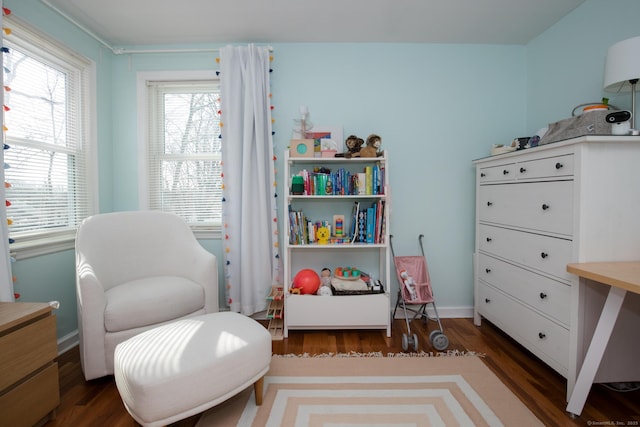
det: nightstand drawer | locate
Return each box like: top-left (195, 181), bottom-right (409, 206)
top-left (516, 154), bottom-right (574, 179)
top-left (0, 314), bottom-right (57, 390)
top-left (478, 282), bottom-right (569, 375)
top-left (478, 180), bottom-right (574, 236)
top-left (478, 253), bottom-right (570, 325)
top-left (478, 224), bottom-right (573, 281)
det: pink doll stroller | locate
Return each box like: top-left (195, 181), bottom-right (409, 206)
top-left (390, 234), bottom-right (449, 352)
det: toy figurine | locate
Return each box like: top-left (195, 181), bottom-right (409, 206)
top-left (317, 267), bottom-right (333, 296)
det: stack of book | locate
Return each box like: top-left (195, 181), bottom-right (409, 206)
top-left (292, 165), bottom-right (384, 196)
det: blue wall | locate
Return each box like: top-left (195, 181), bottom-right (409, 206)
top-left (6, 0), bottom-right (640, 343)
top-left (526, 0), bottom-right (640, 134)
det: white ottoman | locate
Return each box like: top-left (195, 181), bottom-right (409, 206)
top-left (114, 312), bottom-right (271, 427)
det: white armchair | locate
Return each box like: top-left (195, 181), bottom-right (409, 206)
top-left (75, 211), bottom-right (218, 380)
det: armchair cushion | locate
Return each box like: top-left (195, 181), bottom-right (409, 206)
top-left (105, 276), bottom-right (205, 333)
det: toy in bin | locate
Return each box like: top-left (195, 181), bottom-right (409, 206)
top-left (390, 234), bottom-right (449, 352)
top-left (316, 268), bottom-right (333, 296)
top-left (291, 269), bottom-right (320, 294)
top-left (335, 266), bottom-right (361, 279)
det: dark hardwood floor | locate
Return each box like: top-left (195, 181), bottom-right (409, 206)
top-left (45, 317), bottom-right (640, 426)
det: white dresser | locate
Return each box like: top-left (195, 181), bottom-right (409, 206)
top-left (473, 135), bottom-right (640, 399)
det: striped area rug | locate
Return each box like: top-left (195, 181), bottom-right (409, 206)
top-left (196, 353), bottom-right (543, 426)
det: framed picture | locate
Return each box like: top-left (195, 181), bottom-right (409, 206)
top-left (305, 126), bottom-right (344, 157)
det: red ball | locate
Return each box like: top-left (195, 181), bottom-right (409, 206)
top-left (292, 269), bottom-right (321, 295)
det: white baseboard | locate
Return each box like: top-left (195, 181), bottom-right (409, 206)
top-left (57, 330), bottom-right (79, 355)
top-left (392, 305), bottom-right (474, 319)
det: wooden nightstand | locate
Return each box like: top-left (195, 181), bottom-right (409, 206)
top-left (0, 302), bottom-right (59, 426)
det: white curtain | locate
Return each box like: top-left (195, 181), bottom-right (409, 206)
top-left (0, 6), bottom-right (14, 301)
top-left (220, 45), bottom-right (281, 315)
top-left (0, 143), bottom-right (13, 302)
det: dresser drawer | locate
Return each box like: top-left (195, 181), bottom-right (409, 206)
top-left (478, 253), bottom-right (571, 325)
top-left (0, 362), bottom-right (59, 427)
top-left (477, 282), bottom-right (569, 375)
top-left (0, 314), bottom-right (57, 391)
top-left (478, 224), bottom-right (573, 281)
top-left (478, 163), bottom-right (516, 183)
top-left (478, 180), bottom-right (573, 236)
top-left (516, 154), bottom-right (574, 180)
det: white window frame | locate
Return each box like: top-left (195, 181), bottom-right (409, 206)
top-left (4, 16), bottom-right (98, 259)
top-left (136, 70), bottom-right (221, 239)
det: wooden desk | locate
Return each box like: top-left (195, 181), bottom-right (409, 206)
top-left (565, 262), bottom-right (640, 416)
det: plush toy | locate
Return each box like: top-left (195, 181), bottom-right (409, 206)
top-left (334, 135), bottom-right (363, 158)
top-left (316, 267), bottom-right (333, 296)
top-left (399, 269), bottom-right (418, 301)
top-left (316, 226), bottom-right (330, 244)
top-left (360, 134), bottom-right (382, 158)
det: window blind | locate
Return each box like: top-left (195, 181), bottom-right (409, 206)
top-left (3, 16), bottom-right (94, 256)
top-left (146, 80), bottom-right (222, 232)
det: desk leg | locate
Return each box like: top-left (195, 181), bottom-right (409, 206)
top-left (566, 286), bottom-right (627, 416)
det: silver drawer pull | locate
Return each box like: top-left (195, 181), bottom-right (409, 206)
top-left (542, 203), bottom-right (549, 210)
top-left (540, 252), bottom-right (548, 259)
top-left (538, 332), bottom-right (546, 340)
top-left (555, 162), bottom-right (563, 169)
top-left (539, 292), bottom-right (547, 299)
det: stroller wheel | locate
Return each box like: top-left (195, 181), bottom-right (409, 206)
top-left (402, 333), bottom-right (409, 351)
top-left (412, 333), bottom-right (419, 352)
top-left (430, 331), bottom-right (449, 351)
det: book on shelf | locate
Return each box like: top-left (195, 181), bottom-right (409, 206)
top-left (366, 205), bottom-right (375, 243)
top-left (376, 201), bottom-right (385, 243)
top-left (349, 201), bottom-right (360, 243)
top-left (365, 166), bottom-right (373, 195)
top-left (357, 209), bottom-right (367, 243)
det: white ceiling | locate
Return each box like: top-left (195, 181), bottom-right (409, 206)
top-left (42, 0), bottom-right (585, 48)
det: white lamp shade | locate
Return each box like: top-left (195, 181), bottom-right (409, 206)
top-left (603, 36), bottom-right (640, 92)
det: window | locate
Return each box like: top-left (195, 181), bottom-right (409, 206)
top-left (3, 17), bottom-right (96, 258)
top-left (143, 76), bottom-right (222, 236)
